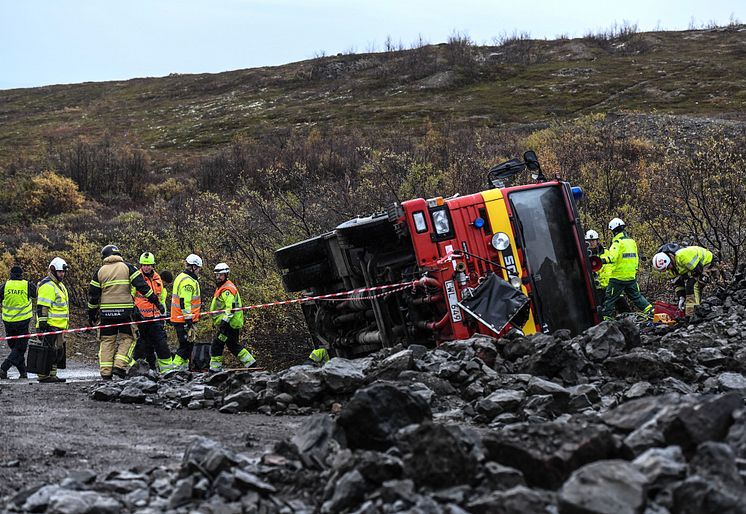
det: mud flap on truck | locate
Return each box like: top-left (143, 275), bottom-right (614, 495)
top-left (459, 274), bottom-right (530, 335)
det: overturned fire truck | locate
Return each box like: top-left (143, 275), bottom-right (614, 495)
top-left (274, 151), bottom-right (599, 357)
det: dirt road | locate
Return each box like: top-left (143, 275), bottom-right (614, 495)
top-left (0, 365), bottom-right (304, 501)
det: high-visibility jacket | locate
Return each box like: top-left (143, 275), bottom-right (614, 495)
top-left (602, 231), bottom-right (639, 281)
top-left (37, 275), bottom-right (69, 329)
top-left (171, 271), bottom-right (201, 324)
top-left (89, 255), bottom-right (157, 320)
top-left (2, 279), bottom-right (34, 323)
top-left (308, 348), bottom-right (330, 366)
top-left (133, 271), bottom-right (165, 318)
top-left (590, 245), bottom-right (612, 289)
top-left (669, 246), bottom-right (714, 278)
top-left (210, 280), bottom-right (244, 330)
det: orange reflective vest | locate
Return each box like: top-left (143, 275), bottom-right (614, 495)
top-left (135, 271), bottom-right (164, 318)
top-left (170, 271), bottom-right (201, 324)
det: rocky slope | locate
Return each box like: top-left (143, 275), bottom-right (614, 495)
top-left (4, 269), bottom-right (746, 513)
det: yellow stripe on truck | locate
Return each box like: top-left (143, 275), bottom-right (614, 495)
top-left (481, 188), bottom-right (537, 335)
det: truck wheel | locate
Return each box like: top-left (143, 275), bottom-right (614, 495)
top-left (336, 213), bottom-right (397, 248)
top-left (274, 233), bottom-right (330, 270)
top-left (281, 262), bottom-right (331, 292)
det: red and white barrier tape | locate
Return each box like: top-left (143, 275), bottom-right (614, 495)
top-left (0, 281), bottom-right (418, 342)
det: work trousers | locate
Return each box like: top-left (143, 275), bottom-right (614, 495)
top-left (133, 321), bottom-right (171, 369)
top-left (602, 278), bottom-right (652, 320)
top-left (174, 323), bottom-right (193, 361)
top-left (1, 320), bottom-right (29, 374)
top-left (37, 333), bottom-right (63, 380)
top-left (99, 324), bottom-right (136, 378)
top-left (210, 326), bottom-right (243, 359)
top-left (595, 288), bottom-right (630, 315)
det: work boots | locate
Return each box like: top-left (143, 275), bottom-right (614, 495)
top-left (38, 376), bottom-right (66, 383)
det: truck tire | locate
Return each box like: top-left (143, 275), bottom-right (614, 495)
top-left (281, 262), bottom-right (331, 292)
top-left (274, 233), bottom-right (330, 270)
top-left (336, 213), bottom-right (397, 248)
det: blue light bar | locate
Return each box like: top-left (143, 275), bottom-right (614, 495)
top-left (571, 186), bottom-right (583, 201)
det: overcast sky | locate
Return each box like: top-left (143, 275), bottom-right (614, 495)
top-left (1, 0), bottom-right (744, 90)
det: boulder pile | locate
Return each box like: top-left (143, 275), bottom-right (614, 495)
top-left (5, 273), bottom-right (746, 513)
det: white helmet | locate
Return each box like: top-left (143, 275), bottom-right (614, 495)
top-left (49, 257), bottom-right (69, 271)
top-left (608, 218), bottom-right (625, 231)
top-left (585, 229), bottom-right (599, 241)
top-left (652, 252), bottom-right (672, 272)
top-left (214, 262), bottom-right (230, 275)
top-left (185, 254), bottom-right (203, 267)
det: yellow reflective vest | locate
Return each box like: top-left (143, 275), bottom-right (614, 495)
top-left (170, 271), bottom-right (201, 324)
top-left (602, 232), bottom-right (639, 281)
top-left (2, 279), bottom-right (33, 323)
top-left (37, 275), bottom-right (69, 329)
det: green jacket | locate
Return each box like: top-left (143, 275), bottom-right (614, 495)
top-left (602, 231), bottom-right (639, 281)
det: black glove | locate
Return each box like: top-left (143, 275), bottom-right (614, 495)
top-left (158, 303), bottom-right (166, 316)
top-left (38, 321), bottom-right (51, 333)
top-left (219, 320), bottom-right (230, 335)
top-left (88, 308), bottom-right (98, 326)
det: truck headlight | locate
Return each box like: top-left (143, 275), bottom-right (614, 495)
top-left (491, 232), bottom-right (511, 251)
top-left (432, 210), bottom-right (450, 235)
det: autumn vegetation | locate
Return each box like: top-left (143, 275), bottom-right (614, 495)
top-left (0, 25), bottom-right (744, 365)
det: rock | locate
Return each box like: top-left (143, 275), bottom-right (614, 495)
top-left (356, 451), bottom-right (404, 484)
top-left (517, 338), bottom-right (592, 384)
top-left (366, 349), bottom-right (414, 381)
top-left (725, 411), bottom-right (746, 458)
top-left (476, 389), bottom-right (526, 418)
top-left (604, 350), bottom-right (673, 380)
top-left (717, 372), bottom-right (746, 393)
top-left (503, 333), bottom-right (552, 361)
top-left (290, 414), bottom-right (338, 468)
top-left (279, 365), bottom-right (324, 403)
top-left (321, 469), bottom-right (369, 513)
top-left (126, 359), bottom-right (158, 379)
top-left (624, 381), bottom-right (653, 400)
top-left (167, 476), bottom-right (194, 509)
top-left (123, 375), bottom-right (158, 393)
top-left (398, 371), bottom-right (457, 396)
top-left (337, 383), bottom-right (431, 451)
top-left (603, 395), bottom-right (683, 432)
top-left (219, 401), bottom-right (240, 414)
top-left (409, 344), bottom-right (428, 360)
top-left (21, 485), bottom-right (62, 512)
top-left (559, 460), bottom-right (648, 514)
top-left (584, 321), bottom-right (626, 361)
top-left (616, 317), bottom-right (641, 348)
top-left (91, 384), bottom-right (122, 402)
top-left (213, 471), bottom-right (241, 501)
top-left (47, 490), bottom-right (121, 514)
top-left (119, 385), bottom-right (147, 404)
top-left (483, 420), bottom-right (616, 489)
top-left (673, 475), bottom-right (746, 514)
top-left (527, 377), bottom-right (571, 398)
top-left (233, 468), bottom-right (277, 494)
top-left (467, 486), bottom-right (556, 514)
top-left (321, 358), bottom-right (366, 393)
top-left (632, 446), bottom-right (687, 490)
top-left (663, 393), bottom-right (742, 451)
top-left (223, 389), bottom-right (259, 411)
top-left (482, 462), bottom-right (526, 491)
top-left (399, 423), bottom-right (480, 487)
top-left (182, 437), bottom-right (238, 478)
top-left (689, 441), bottom-right (744, 491)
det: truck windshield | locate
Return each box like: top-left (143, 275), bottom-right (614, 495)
top-left (509, 186), bottom-right (594, 334)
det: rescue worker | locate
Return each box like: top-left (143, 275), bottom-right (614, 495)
top-left (88, 244), bottom-right (163, 380)
top-left (307, 348), bottom-right (330, 367)
top-left (652, 244), bottom-right (715, 316)
top-left (170, 254), bottom-right (203, 371)
top-left (131, 252), bottom-right (173, 372)
top-left (585, 230), bottom-right (629, 313)
top-left (600, 218), bottom-right (654, 320)
top-left (209, 263), bottom-right (256, 371)
top-left (0, 266), bottom-right (37, 379)
top-left (36, 258), bottom-right (70, 383)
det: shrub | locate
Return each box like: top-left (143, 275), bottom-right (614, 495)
top-left (21, 171), bottom-right (85, 217)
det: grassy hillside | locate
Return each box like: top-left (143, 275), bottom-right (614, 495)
top-left (1, 26), bottom-right (745, 165)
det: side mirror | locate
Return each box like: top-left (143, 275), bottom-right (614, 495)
top-left (523, 150), bottom-right (546, 181)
